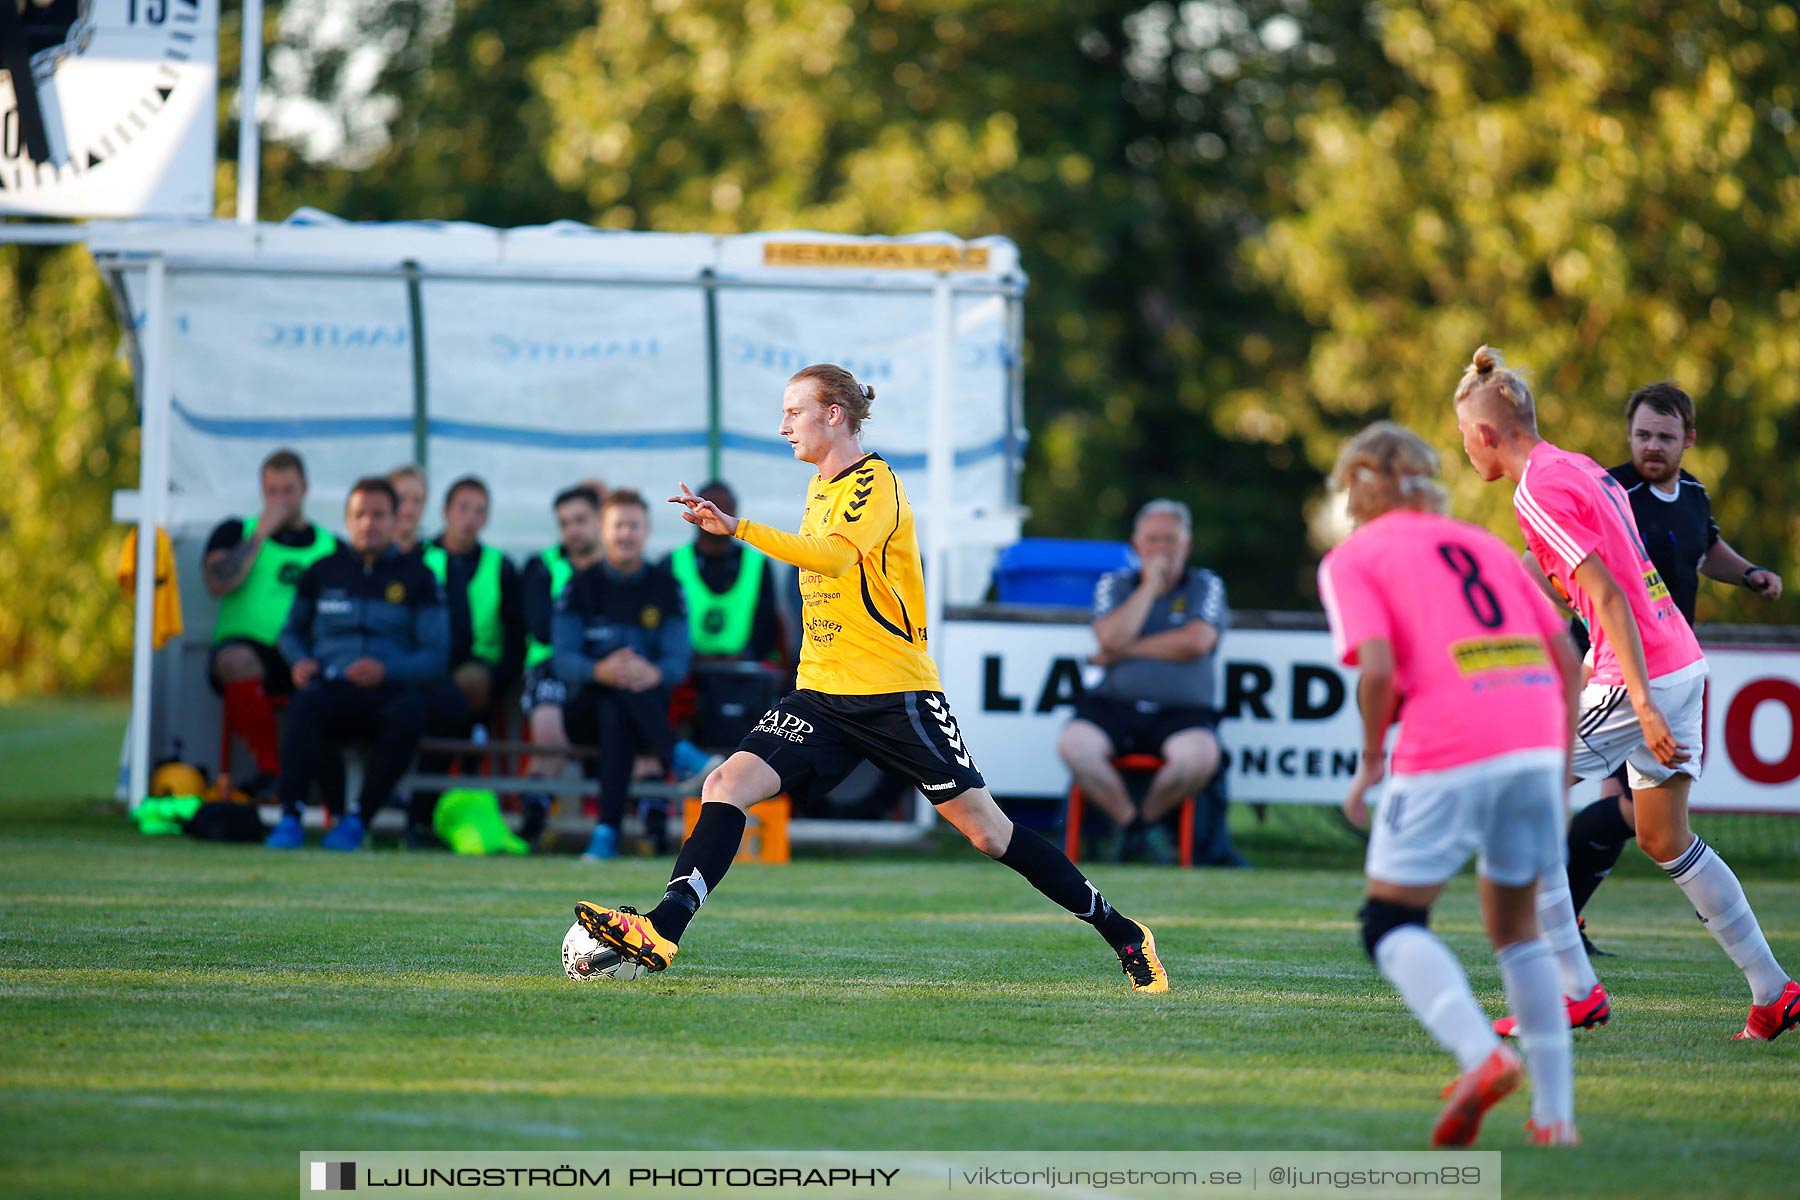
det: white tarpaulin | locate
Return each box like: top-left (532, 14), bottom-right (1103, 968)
top-left (418, 276), bottom-right (713, 548)
top-left (715, 287), bottom-right (1015, 540)
top-left (93, 214), bottom-right (1025, 553)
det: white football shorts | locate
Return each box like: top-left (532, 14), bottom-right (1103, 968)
top-left (1572, 668), bottom-right (1706, 790)
top-left (1366, 748), bottom-right (1566, 888)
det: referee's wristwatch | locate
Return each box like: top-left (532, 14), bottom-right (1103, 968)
top-left (1743, 565), bottom-right (1768, 589)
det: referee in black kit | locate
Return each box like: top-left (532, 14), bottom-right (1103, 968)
top-left (1564, 382), bottom-right (1783, 951)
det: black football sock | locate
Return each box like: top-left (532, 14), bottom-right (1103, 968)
top-left (996, 822), bottom-right (1143, 950)
top-left (646, 803), bottom-right (747, 943)
top-left (1566, 799), bottom-right (1635, 915)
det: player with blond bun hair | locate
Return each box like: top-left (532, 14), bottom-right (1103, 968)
top-left (1454, 346), bottom-right (1799, 1042)
top-left (573, 364), bottom-right (1170, 992)
top-left (1321, 421), bottom-right (1582, 1146)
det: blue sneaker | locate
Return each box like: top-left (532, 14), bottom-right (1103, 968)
top-left (321, 814), bottom-right (366, 852)
top-left (265, 813), bottom-right (305, 849)
top-left (582, 824), bottom-right (619, 861)
top-left (670, 739), bottom-right (711, 778)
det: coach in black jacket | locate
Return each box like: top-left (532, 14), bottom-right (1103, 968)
top-left (267, 476), bottom-right (449, 851)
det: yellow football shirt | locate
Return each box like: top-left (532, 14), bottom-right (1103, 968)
top-left (734, 452), bottom-right (941, 695)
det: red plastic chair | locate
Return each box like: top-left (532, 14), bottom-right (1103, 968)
top-left (1064, 753), bottom-right (1196, 868)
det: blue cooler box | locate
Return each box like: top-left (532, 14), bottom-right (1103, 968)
top-left (992, 539), bottom-right (1138, 607)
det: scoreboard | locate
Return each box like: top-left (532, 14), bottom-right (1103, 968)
top-left (1, 0), bottom-right (216, 217)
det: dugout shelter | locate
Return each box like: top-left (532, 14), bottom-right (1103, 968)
top-left (97, 212), bottom-right (1029, 839)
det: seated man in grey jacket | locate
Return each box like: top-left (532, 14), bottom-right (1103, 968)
top-left (1057, 499), bottom-right (1229, 863)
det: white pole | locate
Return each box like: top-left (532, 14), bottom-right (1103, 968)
top-left (127, 256), bottom-right (173, 808)
top-left (926, 276), bottom-right (954, 635)
top-left (921, 276), bottom-right (954, 832)
top-left (236, 0), bottom-right (264, 225)
top-left (928, 278), bottom-right (957, 651)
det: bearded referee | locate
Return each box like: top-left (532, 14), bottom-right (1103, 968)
top-left (1565, 382), bottom-right (1783, 953)
top-left (574, 364), bottom-right (1169, 992)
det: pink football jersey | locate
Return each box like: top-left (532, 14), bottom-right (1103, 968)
top-left (1319, 510), bottom-right (1570, 774)
top-left (1513, 442), bottom-right (1705, 687)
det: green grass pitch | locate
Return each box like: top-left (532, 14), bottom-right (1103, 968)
top-left (2, 700), bottom-right (1796, 1199)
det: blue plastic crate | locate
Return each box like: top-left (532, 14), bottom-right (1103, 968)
top-left (993, 538), bottom-right (1138, 607)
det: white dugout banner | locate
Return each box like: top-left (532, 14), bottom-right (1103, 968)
top-left (937, 618), bottom-right (1800, 815)
top-left (94, 217), bottom-right (1026, 553)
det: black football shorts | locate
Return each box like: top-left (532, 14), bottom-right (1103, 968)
top-left (1071, 694), bottom-right (1219, 757)
top-left (739, 689), bottom-right (986, 804)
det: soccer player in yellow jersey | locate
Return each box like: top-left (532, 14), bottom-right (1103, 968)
top-left (576, 364), bottom-right (1170, 992)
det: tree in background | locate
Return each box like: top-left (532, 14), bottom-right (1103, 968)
top-left (1250, 0), bottom-right (1800, 621)
top-left (0, 247), bottom-right (138, 697)
top-left (521, 0), bottom-right (1400, 602)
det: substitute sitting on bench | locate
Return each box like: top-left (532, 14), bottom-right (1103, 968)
top-left (553, 490), bottom-right (692, 861)
top-left (266, 477), bottom-right (449, 851)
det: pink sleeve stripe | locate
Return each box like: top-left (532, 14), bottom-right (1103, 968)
top-left (1516, 490), bottom-right (1584, 569)
top-left (1514, 482), bottom-right (1586, 569)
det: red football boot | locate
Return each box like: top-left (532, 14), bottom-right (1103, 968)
top-left (1494, 982), bottom-right (1609, 1037)
top-left (1731, 979), bottom-right (1800, 1042)
top-left (1430, 1046), bottom-right (1522, 1147)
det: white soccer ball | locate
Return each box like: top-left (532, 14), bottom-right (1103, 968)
top-left (561, 921), bottom-right (647, 982)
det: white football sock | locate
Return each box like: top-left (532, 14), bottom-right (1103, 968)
top-left (1535, 873), bottom-right (1600, 1001)
top-left (1374, 925), bottom-right (1500, 1072)
top-left (1659, 837), bottom-right (1789, 1006)
top-left (1497, 938), bottom-right (1574, 1126)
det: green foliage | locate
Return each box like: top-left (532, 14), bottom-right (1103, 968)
top-left (1250, 0), bottom-right (1800, 619)
top-left (0, 247), bottom-right (138, 698)
top-left (246, 0), bottom-right (594, 223)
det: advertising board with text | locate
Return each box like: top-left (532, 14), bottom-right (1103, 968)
top-left (937, 618), bottom-right (1800, 814)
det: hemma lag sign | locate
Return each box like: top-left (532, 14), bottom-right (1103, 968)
top-left (762, 241), bottom-right (992, 271)
top-left (937, 619), bottom-right (1800, 814)
top-left (0, 0), bottom-right (218, 217)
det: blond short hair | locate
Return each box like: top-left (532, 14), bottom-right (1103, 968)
top-left (1330, 421), bottom-right (1449, 524)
